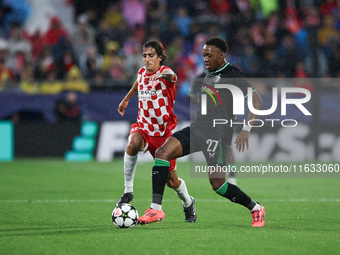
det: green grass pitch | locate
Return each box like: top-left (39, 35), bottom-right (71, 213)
top-left (0, 160), bottom-right (339, 255)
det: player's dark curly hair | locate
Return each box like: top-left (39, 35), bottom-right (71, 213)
top-left (142, 40), bottom-right (168, 65)
top-left (205, 37), bottom-right (228, 53)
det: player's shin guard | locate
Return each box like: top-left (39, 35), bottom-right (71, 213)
top-left (151, 158), bottom-right (170, 210)
top-left (216, 182), bottom-right (256, 210)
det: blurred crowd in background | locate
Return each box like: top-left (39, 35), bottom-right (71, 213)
top-left (0, 0), bottom-right (339, 96)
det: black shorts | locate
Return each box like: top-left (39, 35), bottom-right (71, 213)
top-left (172, 125), bottom-right (233, 165)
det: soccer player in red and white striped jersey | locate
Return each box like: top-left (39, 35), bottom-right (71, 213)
top-left (116, 41), bottom-right (196, 223)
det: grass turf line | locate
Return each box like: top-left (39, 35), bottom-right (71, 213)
top-left (0, 160), bottom-right (339, 255)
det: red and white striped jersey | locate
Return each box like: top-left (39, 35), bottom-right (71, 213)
top-left (136, 65), bottom-right (177, 137)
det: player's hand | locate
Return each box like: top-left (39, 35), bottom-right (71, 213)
top-left (149, 73), bottom-right (162, 81)
top-left (149, 70), bottom-right (173, 81)
top-left (234, 130), bottom-right (250, 152)
top-left (118, 100), bottom-right (128, 117)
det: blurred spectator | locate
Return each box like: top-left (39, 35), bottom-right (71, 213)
top-left (304, 49), bottom-right (328, 77)
top-left (28, 29), bottom-right (44, 62)
top-left (121, 0), bottom-right (146, 28)
top-left (261, 49), bottom-right (280, 77)
top-left (0, 38), bottom-right (9, 63)
top-left (54, 91), bottom-right (81, 122)
top-left (284, 7), bottom-right (302, 34)
top-left (210, 0), bottom-right (232, 16)
top-left (79, 45), bottom-right (103, 79)
top-left (39, 71), bottom-right (64, 94)
top-left (71, 14), bottom-right (95, 60)
top-left (250, 0), bottom-right (279, 19)
top-left (7, 25), bottom-right (32, 78)
top-left (187, 33), bottom-right (207, 76)
top-left (124, 41), bottom-right (144, 83)
top-left (20, 67), bottom-right (38, 94)
top-left (0, 0), bottom-right (30, 38)
top-left (276, 33), bottom-right (300, 77)
top-left (103, 3), bottom-right (123, 28)
top-left (173, 7), bottom-right (192, 38)
top-left (328, 46), bottom-right (340, 77)
top-left (85, 8), bottom-right (99, 29)
top-left (61, 49), bottom-right (76, 78)
top-left (235, 0), bottom-right (251, 13)
top-left (0, 0), bottom-right (339, 95)
top-left (90, 71), bottom-right (106, 91)
top-left (295, 61), bottom-right (308, 78)
top-left (43, 16), bottom-right (69, 47)
top-left (64, 66), bottom-right (90, 93)
top-left (95, 19), bottom-right (124, 55)
top-left (239, 45), bottom-right (259, 76)
top-left (0, 56), bottom-right (15, 90)
top-left (166, 35), bottom-right (185, 70)
top-left (317, 15), bottom-right (339, 46)
top-left (102, 41), bottom-right (128, 84)
top-left (34, 47), bottom-right (55, 80)
top-left (146, 0), bottom-right (167, 32)
top-left (319, 0), bottom-right (338, 16)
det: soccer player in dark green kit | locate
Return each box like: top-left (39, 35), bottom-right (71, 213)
top-left (139, 37), bottom-right (265, 227)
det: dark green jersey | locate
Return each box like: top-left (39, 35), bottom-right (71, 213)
top-left (193, 63), bottom-right (254, 131)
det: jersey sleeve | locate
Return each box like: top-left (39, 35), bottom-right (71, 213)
top-left (136, 67), bottom-right (144, 83)
top-left (160, 66), bottom-right (177, 83)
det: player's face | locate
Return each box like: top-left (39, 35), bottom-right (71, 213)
top-left (202, 45), bottom-right (225, 72)
top-left (142, 47), bottom-right (162, 73)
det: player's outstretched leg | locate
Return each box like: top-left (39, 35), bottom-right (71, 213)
top-left (116, 152), bottom-right (137, 206)
top-left (213, 180), bottom-right (265, 227)
top-left (138, 208), bottom-right (165, 225)
top-left (168, 171), bottom-right (197, 223)
top-left (116, 192), bottom-right (134, 207)
top-left (183, 196), bottom-right (197, 223)
top-left (116, 133), bottom-right (144, 207)
top-left (251, 202), bottom-right (265, 227)
top-left (138, 158), bottom-right (169, 225)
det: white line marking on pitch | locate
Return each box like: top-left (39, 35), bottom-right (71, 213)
top-left (0, 198), bottom-right (339, 203)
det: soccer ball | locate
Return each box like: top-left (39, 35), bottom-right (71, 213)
top-left (112, 204), bottom-right (139, 228)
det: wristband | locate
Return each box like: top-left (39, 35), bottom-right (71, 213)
top-left (242, 125), bottom-right (252, 132)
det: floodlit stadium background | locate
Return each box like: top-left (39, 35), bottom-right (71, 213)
top-left (1, 0), bottom-right (339, 162)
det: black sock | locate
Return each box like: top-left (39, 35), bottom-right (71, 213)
top-left (223, 183), bottom-right (256, 210)
top-left (151, 159), bottom-right (170, 205)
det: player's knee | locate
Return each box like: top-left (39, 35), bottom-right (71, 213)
top-left (126, 140), bottom-right (141, 154)
top-left (155, 146), bottom-right (171, 161)
top-left (167, 177), bottom-right (180, 189)
top-left (166, 178), bottom-right (174, 188)
top-left (209, 178), bottom-right (225, 191)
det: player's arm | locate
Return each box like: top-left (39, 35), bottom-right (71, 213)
top-left (149, 69), bottom-right (177, 82)
top-left (118, 80), bottom-right (138, 117)
top-left (235, 90), bottom-right (263, 152)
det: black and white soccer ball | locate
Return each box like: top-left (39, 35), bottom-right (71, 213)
top-left (112, 204), bottom-right (139, 228)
